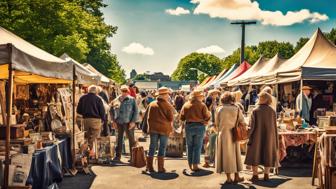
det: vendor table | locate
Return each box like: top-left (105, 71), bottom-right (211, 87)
top-left (26, 137), bottom-right (72, 189)
top-left (278, 131), bottom-right (318, 162)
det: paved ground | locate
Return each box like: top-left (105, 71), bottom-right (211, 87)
top-left (59, 130), bottom-right (318, 189)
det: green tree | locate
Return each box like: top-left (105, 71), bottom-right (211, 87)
top-left (222, 46), bottom-right (259, 69)
top-left (172, 53), bottom-right (224, 81)
top-left (256, 41), bottom-right (294, 59)
top-left (294, 37), bottom-right (309, 53)
top-left (0, 0), bottom-right (125, 84)
top-left (326, 28), bottom-right (336, 45)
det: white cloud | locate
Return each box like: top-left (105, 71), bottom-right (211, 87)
top-left (191, 0), bottom-right (328, 26)
top-left (166, 7), bottom-right (190, 16)
top-left (196, 45), bottom-right (225, 54)
top-left (122, 42), bottom-right (154, 56)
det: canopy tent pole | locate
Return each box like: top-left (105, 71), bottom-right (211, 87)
top-left (72, 64), bottom-right (78, 174)
top-left (4, 43), bottom-right (13, 188)
top-left (300, 79), bottom-right (303, 116)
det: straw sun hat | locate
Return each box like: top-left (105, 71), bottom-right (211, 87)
top-left (155, 87), bottom-right (171, 96)
top-left (208, 89), bottom-right (221, 96)
top-left (120, 85), bottom-right (129, 92)
top-left (191, 90), bottom-right (205, 98)
top-left (302, 86), bottom-right (312, 91)
top-left (257, 91), bottom-right (272, 105)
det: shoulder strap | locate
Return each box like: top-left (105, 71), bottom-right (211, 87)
top-left (235, 105), bottom-right (240, 128)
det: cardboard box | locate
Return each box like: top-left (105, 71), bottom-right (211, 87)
top-left (96, 136), bottom-right (115, 159)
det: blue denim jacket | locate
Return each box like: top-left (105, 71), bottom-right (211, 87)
top-left (116, 95), bottom-right (138, 124)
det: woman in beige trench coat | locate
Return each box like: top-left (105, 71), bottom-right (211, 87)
top-left (215, 92), bottom-right (247, 184)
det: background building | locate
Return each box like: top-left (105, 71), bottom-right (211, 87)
top-left (130, 69), bottom-right (137, 79)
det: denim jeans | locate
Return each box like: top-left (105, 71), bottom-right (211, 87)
top-left (185, 123), bottom-right (206, 164)
top-left (116, 123), bottom-right (135, 158)
top-left (148, 133), bottom-right (169, 157)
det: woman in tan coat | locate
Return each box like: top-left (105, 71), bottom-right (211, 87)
top-left (244, 92), bottom-right (278, 182)
top-left (215, 92), bottom-right (246, 184)
top-left (146, 87), bottom-right (175, 173)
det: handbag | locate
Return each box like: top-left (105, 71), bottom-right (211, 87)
top-left (232, 107), bottom-right (248, 142)
top-left (131, 146), bottom-right (146, 168)
top-left (140, 106), bottom-right (150, 134)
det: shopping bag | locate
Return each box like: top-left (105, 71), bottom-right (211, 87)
top-left (131, 146), bottom-right (146, 168)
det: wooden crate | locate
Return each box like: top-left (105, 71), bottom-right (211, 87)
top-left (166, 131), bottom-right (184, 158)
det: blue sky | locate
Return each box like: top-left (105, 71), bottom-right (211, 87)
top-left (102, 0), bottom-right (336, 77)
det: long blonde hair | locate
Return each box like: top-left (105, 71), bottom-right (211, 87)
top-left (233, 90), bottom-right (243, 103)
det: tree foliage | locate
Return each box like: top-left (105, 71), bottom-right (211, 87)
top-left (133, 74), bottom-right (149, 81)
top-left (294, 37), bottom-right (309, 53)
top-left (326, 28), bottom-right (336, 45)
top-left (172, 53), bottom-right (224, 81)
top-left (222, 46), bottom-right (259, 69)
top-left (256, 41), bottom-right (295, 59)
top-left (0, 0), bottom-right (125, 84)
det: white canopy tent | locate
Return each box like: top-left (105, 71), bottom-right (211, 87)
top-left (60, 53), bottom-right (99, 85)
top-left (228, 56), bottom-right (269, 86)
top-left (266, 28), bottom-right (336, 84)
top-left (0, 27), bottom-right (73, 83)
top-left (83, 63), bottom-right (112, 86)
top-left (202, 68), bottom-right (227, 89)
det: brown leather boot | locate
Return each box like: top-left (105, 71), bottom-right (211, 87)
top-left (157, 156), bottom-right (166, 173)
top-left (146, 156), bottom-right (155, 172)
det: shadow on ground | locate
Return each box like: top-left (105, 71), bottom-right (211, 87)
top-left (220, 183), bottom-right (256, 189)
top-left (58, 171), bottom-right (96, 189)
top-left (182, 169), bottom-right (214, 177)
top-left (252, 178), bottom-right (292, 188)
top-left (278, 167), bottom-right (312, 177)
top-left (142, 171), bottom-right (179, 180)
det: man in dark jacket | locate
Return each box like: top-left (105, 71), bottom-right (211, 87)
top-left (98, 86), bottom-right (109, 104)
top-left (77, 85), bottom-right (106, 157)
top-left (174, 91), bottom-right (185, 112)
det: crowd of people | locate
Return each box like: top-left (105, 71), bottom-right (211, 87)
top-left (76, 83), bottom-right (283, 184)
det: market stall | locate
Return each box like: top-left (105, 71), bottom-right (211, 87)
top-left (228, 56), bottom-right (269, 86)
top-left (210, 63), bottom-right (238, 88)
top-left (219, 61), bottom-right (251, 86)
top-left (199, 75), bottom-right (217, 90)
top-left (60, 53), bottom-right (99, 86)
top-left (83, 63), bottom-right (112, 87)
top-left (246, 28), bottom-right (336, 86)
top-left (196, 75), bottom-right (215, 90)
top-left (200, 68), bottom-right (227, 89)
top-left (0, 27), bottom-right (76, 188)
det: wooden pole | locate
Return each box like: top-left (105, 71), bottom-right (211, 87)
top-left (4, 43), bottom-right (14, 188)
top-left (72, 64), bottom-right (76, 169)
top-left (300, 79), bottom-right (303, 115)
top-left (231, 21), bottom-right (256, 64)
top-left (0, 90), bottom-right (6, 126)
top-left (241, 24), bottom-right (245, 64)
